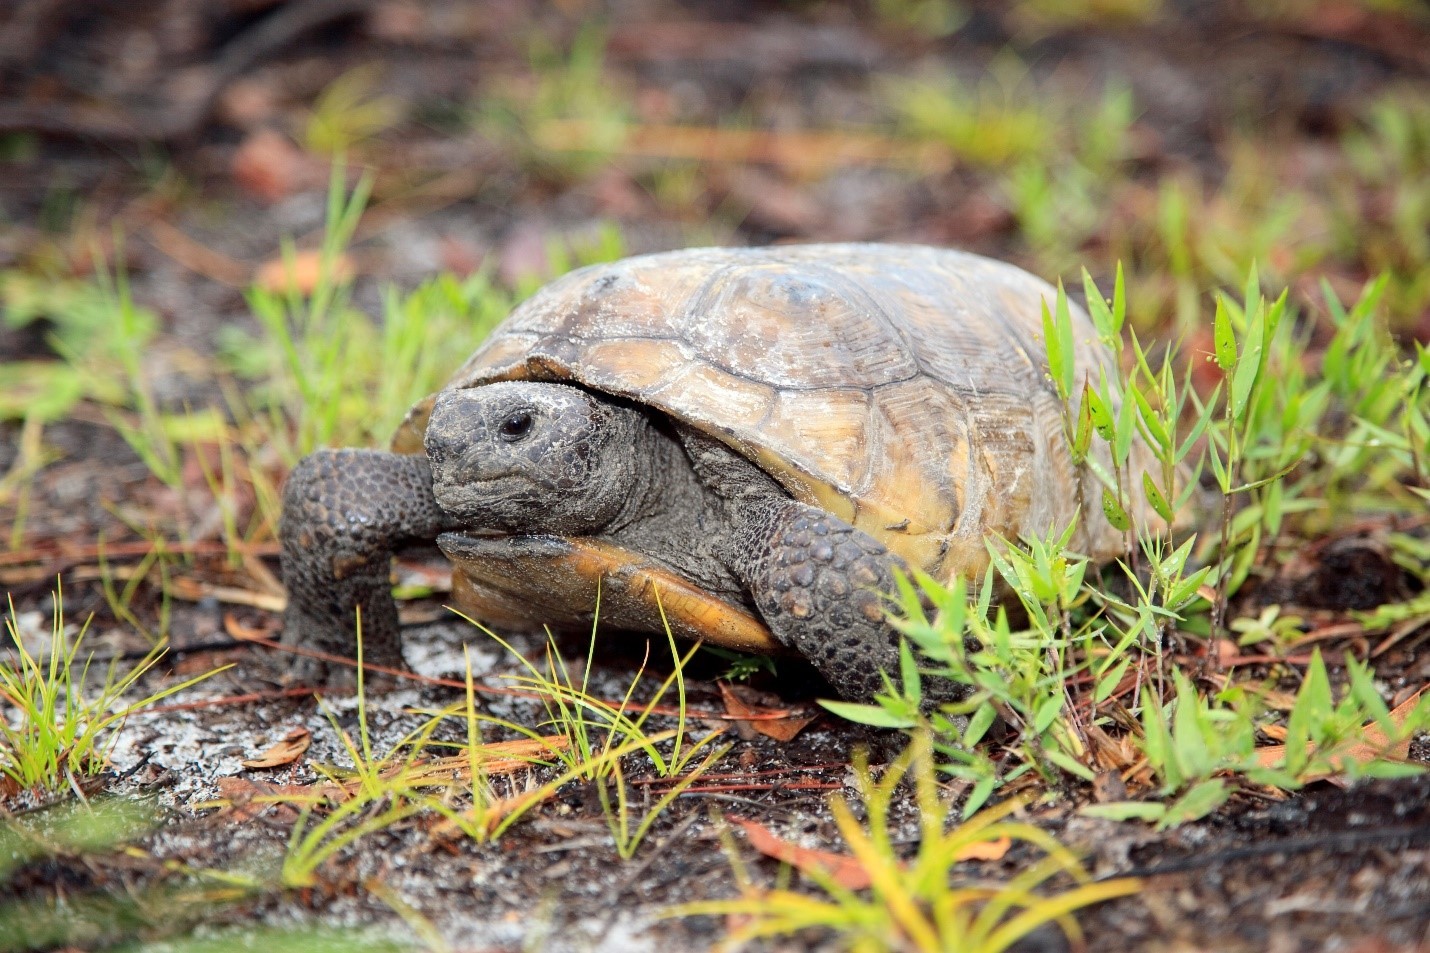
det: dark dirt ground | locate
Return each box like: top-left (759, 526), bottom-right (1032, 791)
top-left (1, 1), bottom-right (1429, 951)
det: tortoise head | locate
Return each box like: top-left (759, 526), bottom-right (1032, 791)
top-left (424, 381), bottom-right (641, 535)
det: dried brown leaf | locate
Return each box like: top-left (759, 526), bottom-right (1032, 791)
top-left (718, 683), bottom-right (817, 742)
top-left (1255, 686), bottom-right (1426, 782)
top-left (242, 727), bottom-right (312, 769)
top-left (736, 814), bottom-right (1012, 872)
top-left (213, 776), bottom-right (332, 822)
top-left (953, 836), bottom-right (1012, 861)
top-left (223, 610), bottom-right (280, 642)
top-left (231, 129), bottom-right (321, 202)
top-left (255, 250), bottom-right (356, 297)
top-left (731, 815), bottom-right (873, 890)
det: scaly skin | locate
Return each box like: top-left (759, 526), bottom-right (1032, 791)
top-left (732, 500), bottom-right (966, 704)
top-left (279, 449), bottom-right (457, 682)
top-left (680, 429), bottom-right (966, 704)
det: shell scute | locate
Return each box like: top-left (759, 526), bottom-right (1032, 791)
top-left (676, 263), bottom-right (922, 390)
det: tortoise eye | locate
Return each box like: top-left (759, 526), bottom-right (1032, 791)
top-left (498, 411), bottom-right (534, 440)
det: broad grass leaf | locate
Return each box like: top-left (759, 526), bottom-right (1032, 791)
top-left (1157, 778), bottom-right (1229, 828)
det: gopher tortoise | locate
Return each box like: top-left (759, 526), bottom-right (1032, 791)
top-left (279, 244), bottom-right (1155, 702)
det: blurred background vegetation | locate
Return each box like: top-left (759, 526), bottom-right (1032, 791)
top-left (3, 0), bottom-right (1428, 331)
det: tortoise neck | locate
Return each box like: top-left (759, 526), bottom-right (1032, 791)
top-left (600, 416), bottom-right (750, 601)
top-left (605, 415), bottom-right (706, 535)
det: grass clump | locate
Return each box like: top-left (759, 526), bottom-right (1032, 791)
top-left (3, 162), bottom-right (628, 562)
top-left (220, 167), bottom-right (627, 529)
top-left (676, 733), bottom-right (1141, 952)
top-left (0, 791), bottom-right (393, 952)
top-left (455, 608), bottom-right (731, 858)
top-left (883, 61), bottom-right (1137, 272)
top-left (0, 587), bottom-right (225, 795)
top-left (886, 79), bottom-right (1430, 333)
top-left (224, 165), bottom-right (512, 463)
top-left (267, 632), bottom-right (538, 888)
top-left (883, 57), bottom-right (1064, 171)
top-left (0, 268), bottom-right (141, 425)
top-left (870, 0), bottom-right (968, 37)
top-left (237, 259), bottom-right (514, 464)
top-left (304, 67), bottom-right (406, 158)
top-left (474, 24), bottom-right (630, 183)
top-left (253, 611), bottom-right (729, 888)
top-left (0, 795), bottom-right (159, 881)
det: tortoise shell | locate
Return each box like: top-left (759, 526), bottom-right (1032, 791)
top-left (394, 244), bottom-right (1155, 648)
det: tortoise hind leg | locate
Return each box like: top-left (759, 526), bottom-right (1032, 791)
top-left (280, 448), bottom-right (457, 682)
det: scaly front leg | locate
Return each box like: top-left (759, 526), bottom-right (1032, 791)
top-left (280, 449), bottom-right (458, 682)
top-left (735, 500), bottom-right (967, 704)
top-left (680, 429), bottom-right (966, 704)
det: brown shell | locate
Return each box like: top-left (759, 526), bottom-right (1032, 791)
top-left (396, 243), bottom-right (1157, 582)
